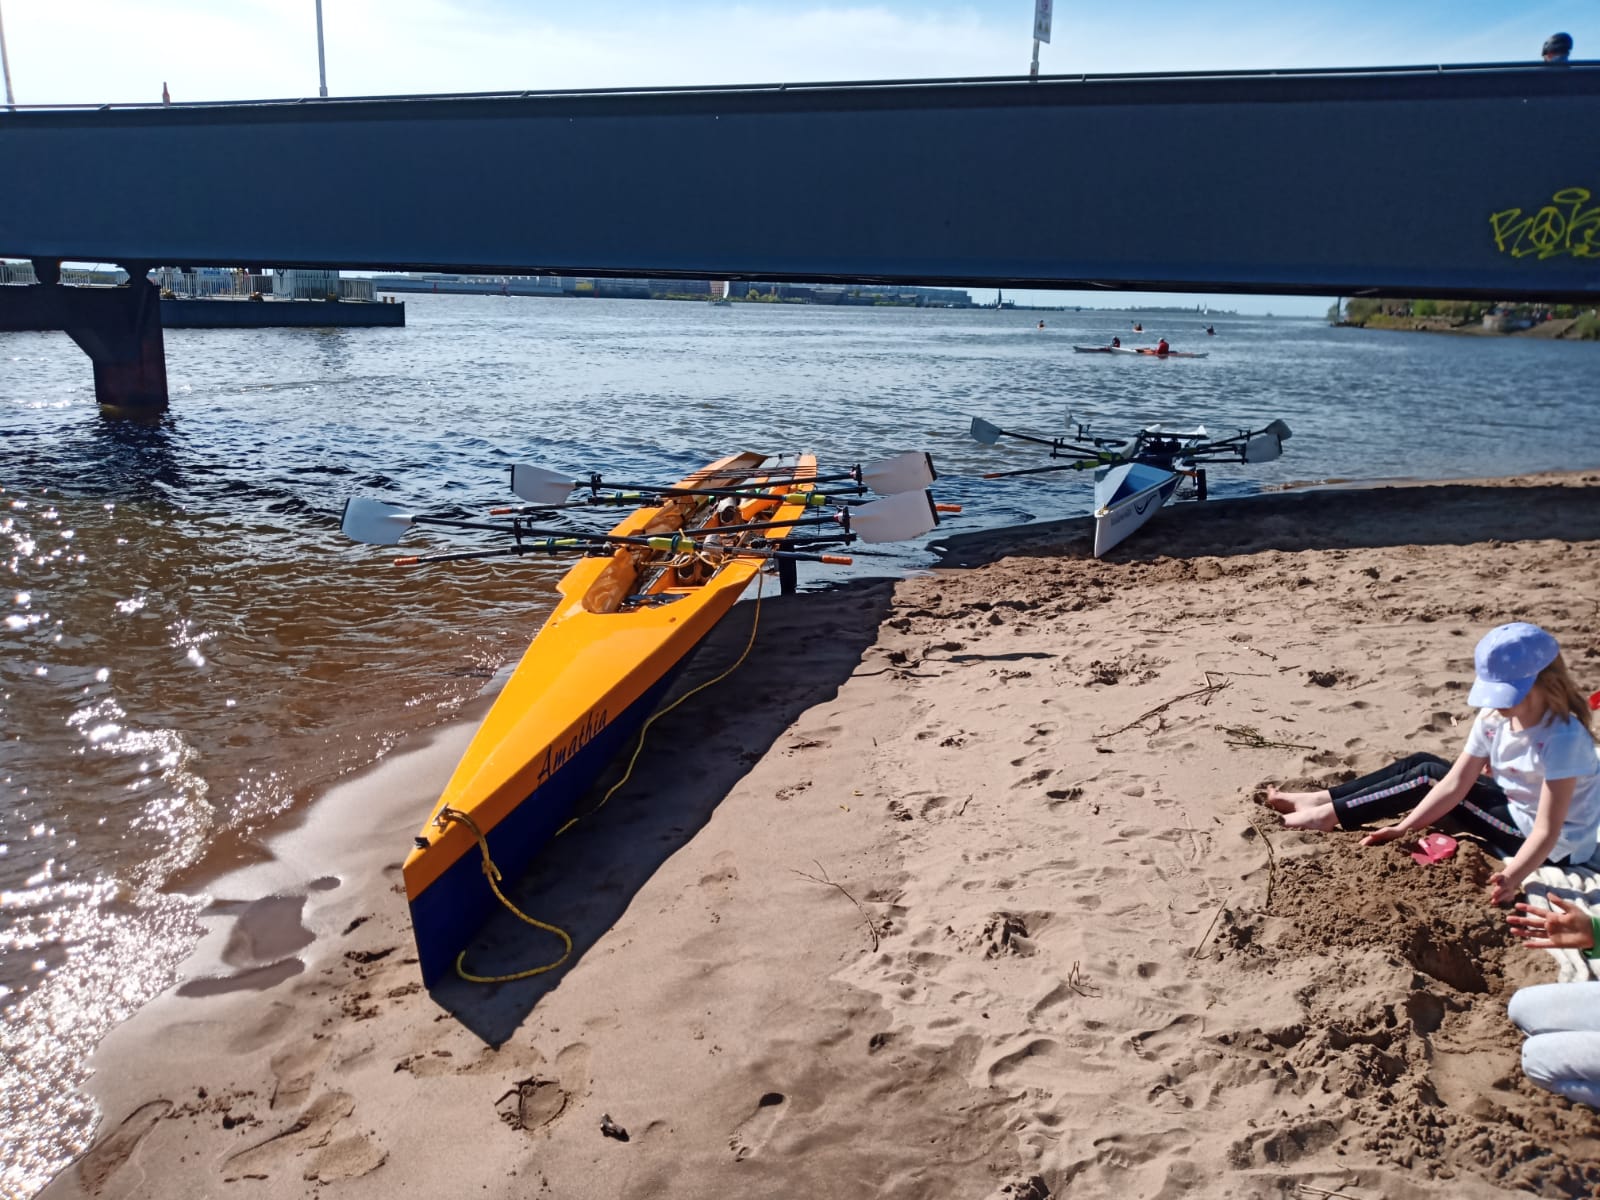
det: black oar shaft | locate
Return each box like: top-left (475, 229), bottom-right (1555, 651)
top-left (577, 478), bottom-right (856, 502)
top-left (672, 513), bottom-right (838, 537)
top-left (983, 460), bottom-right (1100, 479)
top-left (396, 543), bottom-right (848, 567)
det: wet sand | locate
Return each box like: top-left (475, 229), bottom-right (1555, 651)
top-left (40, 470), bottom-right (1600, 1200)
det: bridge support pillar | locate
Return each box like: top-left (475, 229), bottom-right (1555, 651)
top-left (4, 259), bottom-right (170, 415)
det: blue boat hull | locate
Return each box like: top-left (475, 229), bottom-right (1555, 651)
top-left (409, 663), bottom-right (686, 986)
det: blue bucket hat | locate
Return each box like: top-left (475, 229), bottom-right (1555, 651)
top-left (1468, 622), bottom-right (1561, 708)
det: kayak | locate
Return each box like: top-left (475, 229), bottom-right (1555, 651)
top-left (1092, 460), bottom-right (1182, 557)
top-left (1133, 349), bottom-right (1209, 358)
top-left (1072, 345), bottom-right (1118, 354)
top-left (404, 451), bottom-right (816, 984)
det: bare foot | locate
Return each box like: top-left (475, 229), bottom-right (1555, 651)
top-left (1264, 786), bottom-right (1333, 814)
top-left (1280, 802), bottom-right (1338, 832)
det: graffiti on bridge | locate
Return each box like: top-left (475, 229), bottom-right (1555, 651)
top-left (1489, 187), bottom-right (1599, 261)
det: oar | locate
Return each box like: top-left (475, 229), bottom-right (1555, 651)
top-left (345, 499), bottom-right (729, 554)
top-left (970, 416), bottom-right (1066, 450)
top-left (394, 542), bottom-right (854, 567)
top-left (511, 451), bottom-right (937, 506)
top-left (341, 498), bottom-right (529, 545)
top-left (1185, 419), bottom-right (1292, 464)
top-left (746, 450), bottom-right (936, 495)
top-left (492, 486), bottom-right (959, 516)
top-left (344, 489), bottom-right (937, 550)
top-left (982, 457), bottom-right (1109, 480)
top-left (641, 489), bottom-right (940, 545)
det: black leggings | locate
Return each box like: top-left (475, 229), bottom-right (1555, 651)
top-left (1329, 752), bottom-right (1538, 859)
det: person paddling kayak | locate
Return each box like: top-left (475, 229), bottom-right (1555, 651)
top-left (1111, 336), bottom-right (1121, 348)
top-left (1156, 337), bottom-right (1171, 356)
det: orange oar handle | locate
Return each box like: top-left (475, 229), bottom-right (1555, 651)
top-left (934, 503), bottom-right (962, 513)
top-left (820, 555), bottom-right (854, 565)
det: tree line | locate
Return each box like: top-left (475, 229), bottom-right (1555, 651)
top-left (1332, 298), bottom-right (1598, 339)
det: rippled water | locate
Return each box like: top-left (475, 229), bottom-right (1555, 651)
top-left (2, 295), bottom-right (1597, 1195)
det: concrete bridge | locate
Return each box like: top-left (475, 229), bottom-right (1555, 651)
top-left (2, 61), bottom-right (1597, 412)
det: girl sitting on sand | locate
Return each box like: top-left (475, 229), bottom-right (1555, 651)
top-left (1267, 622), bottom-right (1600, 905)
top-left (1508, 895), bottom-right (1600, 1108)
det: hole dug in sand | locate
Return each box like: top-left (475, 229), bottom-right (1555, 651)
top-left (1215, 834), bottom-right (1600, 1195)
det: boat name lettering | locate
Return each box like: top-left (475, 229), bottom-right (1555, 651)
top-left (538, 707), bottom-right (609, 783)
top-left (1488, 187), bottom-right (1600, 261)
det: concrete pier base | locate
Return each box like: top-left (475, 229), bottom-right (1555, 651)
top-left (0, 261), bottom-right (168, 413)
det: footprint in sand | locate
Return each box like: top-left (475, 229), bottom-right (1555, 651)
top-left (699, 851), bottom-right (740, 887)
top-left (728, 1091), bottom-right (787, 1161)
top-left (1011, 767), bottom-right (1054, 789)
top-left (223, 1091), bottom-right (386, 1184)
top-left (269, 1040), bottom-right (332, 1110)
top-left (76, 1099), bottom-right (172, 1196)
top-left (985, 1037), bottom-right (1069, 1092)
top-left (495, 1077), bottom-right (569, 1133)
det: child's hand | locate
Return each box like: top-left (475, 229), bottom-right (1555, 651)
top-left (1509, 895), bottom-right (1596, 949)
top-left (1359, 825), bottom-right (1408, 847)
top-left (1486, 872), bottom-right (1521, 906)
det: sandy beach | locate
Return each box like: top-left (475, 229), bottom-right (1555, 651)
top-left (38, 471), bottom-right (1600, 1200)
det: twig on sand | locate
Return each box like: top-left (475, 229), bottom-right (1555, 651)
top-left (1094, 674), bottom-right (1231, 740)
top-left (793, 860), bottom-right (879, 951)
top-left (1247, 811), bottom-right (1280, 910)
top-left (1294, 1185), bottom-right (1365, 1200)
top-left (956, 794), bottom-right (973, 817)
top-left (1066, 960), bottom-right (1099, 996)
top-left (1229, 638), bottom-right (1279, 663)
top-left (1190, 890), bottom-right (1234, 960)
top-left (1217, 724), bottom-right (1316, 752)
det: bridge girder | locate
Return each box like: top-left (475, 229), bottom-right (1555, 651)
top-left (1, 64), bottom-right (1598, 303)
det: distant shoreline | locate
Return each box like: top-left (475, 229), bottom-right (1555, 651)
top-left (1334, 317), bottom-right (1595, 342)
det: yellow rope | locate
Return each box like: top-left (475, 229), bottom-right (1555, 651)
top-left (443, 806), bottom-right (574, 983)
top-left (558, 567), bottom-right (766, 834)
top-left (443, 568), bottom-right (768, 984)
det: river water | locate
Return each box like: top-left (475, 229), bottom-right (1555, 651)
top-left (1, 295), bottom-right (1596, 1195)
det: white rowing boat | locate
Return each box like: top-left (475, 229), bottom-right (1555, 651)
top-left (971, 415), bottom-right (1292, 556)
top-left (1092, 461), bottom-right (1184, 557)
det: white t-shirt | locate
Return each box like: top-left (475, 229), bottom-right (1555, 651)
top-left (1465, 709), bottom-right (1600, 863)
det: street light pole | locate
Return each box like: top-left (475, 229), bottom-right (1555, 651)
top-left (1030, 0), bottom-right (1052, 81)
top-left (315, 0), bottom-right (328, 97)
top-left (0, 0), bottom-right (17, 109)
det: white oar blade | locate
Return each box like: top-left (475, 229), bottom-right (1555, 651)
top-left (970, 417), bottom-right (1004, 446)
top-left (861, 450), bottom-right (936, 494)
top-left (849, 489), bottom-right (939, 543)
top-left (1243, 433), bottom-right (1283, 464)
top-left (342, 497), bottom-right (416, 545)
top-left (1264, 419), bottom-right (1293, 442)
top-left (510, 464), bottom-right (578, 506)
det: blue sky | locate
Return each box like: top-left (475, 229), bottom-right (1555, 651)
top-left (2, 1), bottom-right (1585, 314)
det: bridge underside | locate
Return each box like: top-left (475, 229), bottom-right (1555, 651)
top-left (1, 64), bottom-right (1597, 410)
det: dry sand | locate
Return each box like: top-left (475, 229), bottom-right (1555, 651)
top-left (38, 471), bottom-right (1600, 1200)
